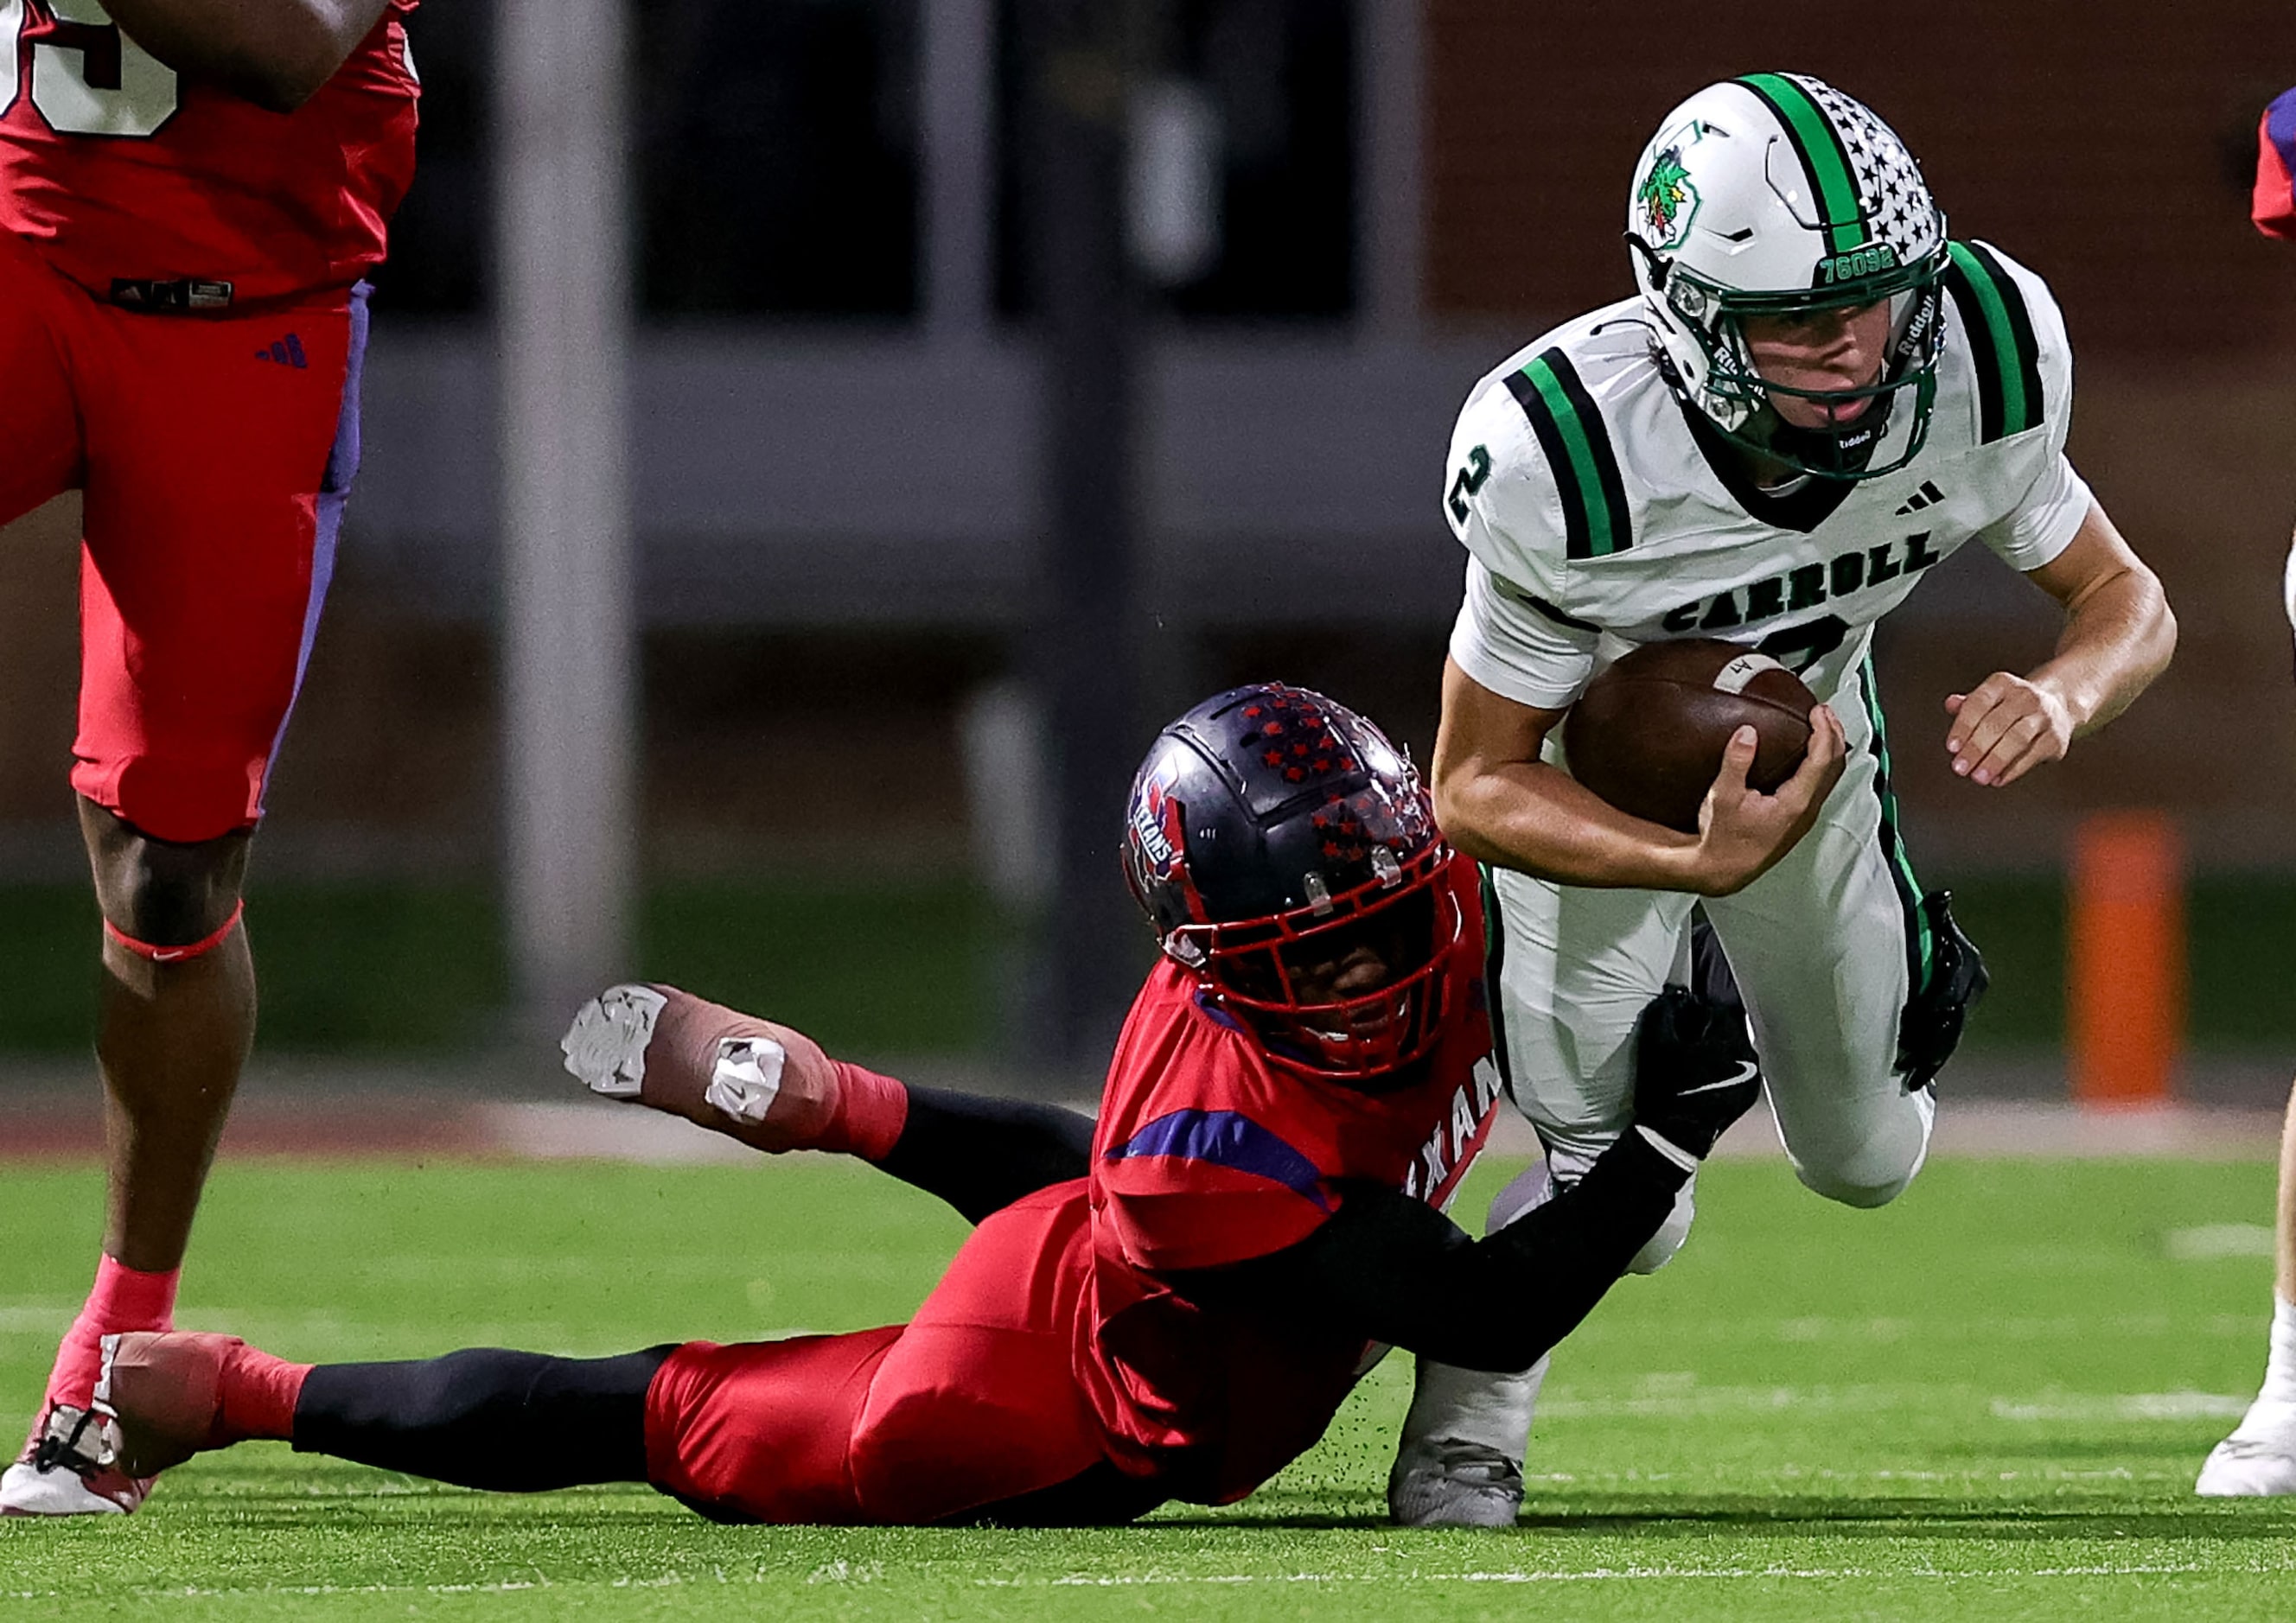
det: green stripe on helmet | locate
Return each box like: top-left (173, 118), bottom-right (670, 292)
top-left (1737, 72), bottom-right (1869, 257)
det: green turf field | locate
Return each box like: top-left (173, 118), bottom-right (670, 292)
top-left (4, 1153), bottom-right (2296, 1618)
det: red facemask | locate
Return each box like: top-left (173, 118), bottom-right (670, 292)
top-left (1167, 842), bottom-right (1459, 1081)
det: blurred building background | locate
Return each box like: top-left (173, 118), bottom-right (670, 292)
top-left (0, 0), bottom-right (2291, 1089)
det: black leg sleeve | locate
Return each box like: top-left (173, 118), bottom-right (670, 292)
top-left (294, 1346), bottom-right (677, 1492)
top-left (874, 1085), bottom-right (1096, 1225)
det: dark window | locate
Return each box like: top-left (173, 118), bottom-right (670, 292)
top-left (997, 0), bottom-right (1355, 321)
top-left (370, 2), bottom-right (488, 315)
top-left (373, 2), bottom-right (922, 319)
top-left (639, 0), bottom-right (920, 317)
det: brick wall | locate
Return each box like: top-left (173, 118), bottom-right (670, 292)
top-left (1424, 1), bottom-right (2296, 357)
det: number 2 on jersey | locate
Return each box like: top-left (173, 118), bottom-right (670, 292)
top-left (1447, 445), bottom-right (1492, 525)
top-left (0, 0), bottom-right (180, 138)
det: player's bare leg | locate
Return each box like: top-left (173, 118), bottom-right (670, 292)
top-left (1, 803), bottom-right (254, 1517)
top-left (2197, 1074), bottom-right (2296, 1496)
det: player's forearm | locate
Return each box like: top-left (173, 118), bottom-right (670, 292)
top-left (1438, 758), bottom-right (1707, 894)
top-left (1183, 1134), bottom-right (1690, 1372)
top-left (105, 0), bottom-right (390, 112)
top-left (1455, 1131), bottom-right (1693, 1367)
top-left (2027, 556), bottom-right (2175, 740)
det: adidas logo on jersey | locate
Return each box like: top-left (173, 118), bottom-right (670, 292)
top-left (1893, 480), bottom-right (1947, 516)
top-left (253, 334), bottom-right (309, 370)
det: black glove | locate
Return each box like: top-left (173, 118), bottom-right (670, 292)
top-left (1630, 985), bottom-right (1763, 1162)
top-left (1895, 889), bottom-right (1988, 1094)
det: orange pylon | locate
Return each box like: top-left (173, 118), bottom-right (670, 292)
top-left (2067, 811), bottom-right (2184, 1107)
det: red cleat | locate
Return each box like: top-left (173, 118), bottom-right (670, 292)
top-left (561, 983), bottom-right (901, 1156)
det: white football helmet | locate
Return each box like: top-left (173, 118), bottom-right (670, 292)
top-left (1627, 73), bottom-right (1948, 481)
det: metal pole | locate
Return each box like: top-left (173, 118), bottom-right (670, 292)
top-left (495, 0), bottom-right (636, 1033)
top-left (1358, 0), bottom-right (1425, 342)
top-left (1018, 0), bottom-right (1147, 1072)
top-left (921, 0), bottom-right (998, 341)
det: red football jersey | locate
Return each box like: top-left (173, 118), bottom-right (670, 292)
top-left (0, 1), bottom-right (419, 306)
top-left (1076, 853), bottom-right (1505, 1502)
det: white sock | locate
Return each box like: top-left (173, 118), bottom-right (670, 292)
top-left (2257, 1295), bottom-right (2296, 1410)
top-left (1400, 1354), bottom-right (1549, 1457)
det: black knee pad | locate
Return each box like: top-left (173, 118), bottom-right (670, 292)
top-left (1895, 890), bottom-right (1988, 1093)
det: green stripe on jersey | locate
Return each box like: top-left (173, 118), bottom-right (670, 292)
top-left (1736, 73), bottom-right (1868, 255)
top-left (1477, 862), bottom-right (1515, 1101)
top-left (1857, 656), bottom-right (1934, 996)
top-left (1942, 240), bottom-right (2044, 442)
top-left (1505, 349), bottom-right (1632, 560)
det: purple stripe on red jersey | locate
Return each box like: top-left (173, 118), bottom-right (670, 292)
top-left (2257, 88), bottom-right (2296, 240)
top-left (1191, 990), bottom-right (1249, 1034)
top-left (258, 283), bottom-right (371, 811)
top-left (1104, 1110), bottom-right (1332, 1211)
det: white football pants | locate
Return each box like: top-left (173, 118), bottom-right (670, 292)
top-left (1399, 659), bottom-right (1939, 1463)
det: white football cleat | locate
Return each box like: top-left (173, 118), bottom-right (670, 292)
top-left (561, 983), bottom-right (668, 1099)
top-left (2197, 1401), bottom-right (2296, 1497)
top-left (0, 1403), bottom-right (148, 1517)
top-left (1387, 1437), bottom-right (1525, 1529)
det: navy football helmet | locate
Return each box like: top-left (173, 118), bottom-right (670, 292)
top-left (1120, 684), bottom-right (1459, 1080)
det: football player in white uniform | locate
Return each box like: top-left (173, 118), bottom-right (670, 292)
top-left (1390, 73), bottom-right (2177, 1526)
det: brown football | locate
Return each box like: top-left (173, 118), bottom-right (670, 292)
top-left (1560, 639), bottom-right (1818, 834)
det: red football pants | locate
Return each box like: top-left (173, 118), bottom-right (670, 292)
top-left (0, 229), bottom-right (367, 843)
top-left (645, 1184), bottom-right (1153, 1525)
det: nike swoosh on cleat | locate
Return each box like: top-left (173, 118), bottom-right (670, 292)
top-left (1674, 1060), bottom-right (1761, 1096)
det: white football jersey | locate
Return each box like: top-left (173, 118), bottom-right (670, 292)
top-left (1445, 240), bottom-right (2090, 711)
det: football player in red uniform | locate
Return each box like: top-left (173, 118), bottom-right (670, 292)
top-left (0, 1), bottom-right (418, 1516)
top-left (89, 686), bottom-right (1762, 1525)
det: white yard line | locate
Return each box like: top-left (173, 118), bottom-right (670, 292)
top-left (1991, 1392), bottom-right (2252, 1422)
